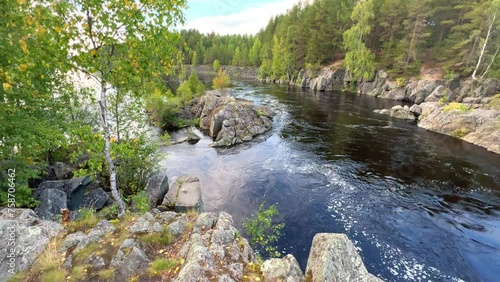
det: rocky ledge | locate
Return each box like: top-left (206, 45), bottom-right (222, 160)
top-left (190, 89), bottom-right (274, 147)
top-left (2, 207), bottom-right (382, 282)
top-left (373, 101), bottom-right (500, 154)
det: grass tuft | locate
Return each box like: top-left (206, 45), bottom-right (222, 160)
top-left (140, 226), bottom-right (173, 248)
top-left (147, 258), bottom-right (178, 277)
top-left (443, 102), bottom-right (470, 112)
top-left (487, 94), bottom-right (500, 111)
top-left (453, 128), bottom-right (471, 138)
top-left (67, 208), bottom-right (100, 232)
top-left (68, 264), bottom-right (90, 282)
top-left (98, 268), bottom-right (116, 281)
top-left (41, 269), bottom-right (68, 281)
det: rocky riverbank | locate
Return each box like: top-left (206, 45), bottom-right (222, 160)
top-left (189, 65), bottom-right (259, 79)
top-left (260, 67), bottom-right (500, 154)
top-left (1, 175), bottom-right (381, 282)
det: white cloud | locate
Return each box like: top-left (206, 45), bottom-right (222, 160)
top-left (185, 0), bottom-right (300, 35)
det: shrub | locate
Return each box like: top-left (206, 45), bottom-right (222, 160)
top-left (243, 202), bottom-right (285, 258)
top-left (453, 128), bottom-right (471, 139)
top-left (129, 191), bottom-right (149, 214)
top-left (213, 69), bottom-right (230, 89)
top-left (188, 71), bottom-right (206, 96)
top-left (443, 102), bottom-right (470, 112)
top-left (438, 95), bottom-right (450, 104)
top-left (396, 77), bottom-right (406, 88)
top-left (69, 126), bottom-right (159, 197)
top-left (444, 70), bottom-right (457, 81)
top-left (213, 59), bottom-right (221, 72)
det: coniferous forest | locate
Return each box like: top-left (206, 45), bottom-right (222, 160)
top-left (179, 0), bottom-right (499, 80)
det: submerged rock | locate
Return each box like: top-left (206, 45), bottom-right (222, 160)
top-left (390, 105), bottom-right (416, 120)
top-left (305, 233), bottom-right (382, 282)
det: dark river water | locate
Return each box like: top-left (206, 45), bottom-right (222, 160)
top-left (160, 81), bottom-right (500, 282)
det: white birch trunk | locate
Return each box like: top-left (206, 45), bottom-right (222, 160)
top-left (472, 14), bottom-right (496, 80)
top-left (99, 81), bottom-right (126, 218)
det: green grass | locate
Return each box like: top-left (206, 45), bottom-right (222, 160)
top-left (67, 208), bottom-right (100, 232)
top-left (73, 242), bottom-right (101, 264)
top-left (97, 268), bottom-right (116, 281)
top-left (68, 264), bottom-right (91, 282)
top-left (140, 226), bottom-right (173, 247)
top-left (41, 269), bottom-right (68, 282)
top-left (487, 94), bottom-right (500, 111)
top-left (438, 95), bottom-right (450, 104)
top-left (453, 128), bottom-right (471, 138)
top-left (443, 102), bottom-right (470, 112)
top-left (147, 258), bottom-right (178, 277)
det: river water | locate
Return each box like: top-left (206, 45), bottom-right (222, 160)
top-left (160, 81), bottom-right (500, 282)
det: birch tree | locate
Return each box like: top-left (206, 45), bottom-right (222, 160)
top-left (472, 0), bottom-right (500, 80)
top-left (343, 0), bottom-right (376, 80)
top-left (56, 0), bottom-right (186, 217)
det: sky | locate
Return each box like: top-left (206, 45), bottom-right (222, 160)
top-left (183, 0), bottom-right (302, 35)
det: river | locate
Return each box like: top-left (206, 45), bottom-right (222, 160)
top-left (160, 80), bottom-right (500, 282)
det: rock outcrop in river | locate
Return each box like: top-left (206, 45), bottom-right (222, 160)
top-left (191, 89), bottom-right (274, 147)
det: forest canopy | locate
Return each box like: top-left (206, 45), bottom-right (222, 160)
top-left (179, 0), bottom-right (500, 80)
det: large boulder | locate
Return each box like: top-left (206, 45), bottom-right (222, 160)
top-left (408, 80), bottom-right (445, 104)
top-left (474, 78), bottom-right (499, 97)
top-left (34, 189), bottom-right (67, 220)
top-left (49, 162), bottom-right (73, 180)
top-left (170, 127), bottom-right (202, 145)
top-left (34, 176), bottom-right (93, 211)
top-left (80, 188), bottom-right (110, 211)
top-left (425, 85), bottom-right (454, 102)
top-left (0, 209), bottom-right (63, 281)
top-left (305, 233), bottom-right (382, 282)
top-left (162, 176), bottom-right (203, 212)
top-left (144, 173), bottom-right (169, 208)
top-left (261, 254), bottom-right (305, 282)
top-left (193, 90), bottom-right (274, 147)
top-left (111, 239), bottom-right (151, 279)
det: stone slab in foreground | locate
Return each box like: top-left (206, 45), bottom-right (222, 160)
top-left (306, 233), bottom-right (382, 282)
top-left (162, 175), bottom-right (203, 212)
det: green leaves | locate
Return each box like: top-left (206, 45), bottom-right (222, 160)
top-left (343, 0), bottom-right (376, 80)
top-left (243, 202), bottom-right (285, 258)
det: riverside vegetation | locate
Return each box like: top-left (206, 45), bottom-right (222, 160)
top-left (1, 0), bottom-right (499, 281)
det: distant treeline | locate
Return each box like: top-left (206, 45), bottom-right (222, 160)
top-left (179, 0), bottom-right (499, 80)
